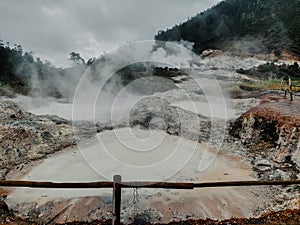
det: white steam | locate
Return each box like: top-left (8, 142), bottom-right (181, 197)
top-left (9, 40), bottom-right (268, 123)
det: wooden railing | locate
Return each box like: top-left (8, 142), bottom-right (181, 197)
top-left (279, 77), bottom-right (300, 101)
top-left (1, 176), bottom-right (300, 225)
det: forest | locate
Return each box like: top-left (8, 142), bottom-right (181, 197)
top-left (0, 40), bottom-right (89, 97)
top-left (155, 0), bottom-right (300, 56)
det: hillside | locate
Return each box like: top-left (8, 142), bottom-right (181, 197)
top-left (0, 42), bottom-right (32, 95)
top-left (155, 0), bottom-right (300, 56)
top-left (0, 42), bottom-right (184, 98)
top-left (0, 42), bottom-right (92, 98)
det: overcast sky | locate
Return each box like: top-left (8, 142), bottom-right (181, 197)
top-left (0, 0), bottom-right (220, 67)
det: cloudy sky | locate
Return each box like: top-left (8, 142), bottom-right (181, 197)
top-left (0, 0), bottom-right (220, 67)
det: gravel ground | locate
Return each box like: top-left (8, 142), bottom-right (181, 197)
top-left (0, 200), bottom-right (299, 225)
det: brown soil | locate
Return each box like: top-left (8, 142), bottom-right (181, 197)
top-left (168, 209), bottom-right (300, 225)
top-left (0, 202), bottom-right (299, 225)
top-left (230, 92), bottom-right (300, 158)
top-left (228, 92), bottom-right (300, 213)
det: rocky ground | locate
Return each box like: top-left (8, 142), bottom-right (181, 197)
top-left (228, 92), bottom-right (300, 212)
top-left (230, 93), bottom-right (300, 180)
top-left (0, 67), bottom-right (299, 224)
top-left (0, 100), bottom-right (76, 180)
top-left (0, 201), bottom-right (299, 225)
top-left (1, 91), bottom-right (299, 224)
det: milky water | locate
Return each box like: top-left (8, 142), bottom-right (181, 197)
top-left (10, 87), bottom-right (238, 122)
top-left (8, 128), bottom-right (205, 201)
top-left (10, 94), bottom-right (143, 122)
top-left (7, 96), bottom-right (75, 120)
top-left (171, 98), bottom-right (236, 119)
top-left (7, 127), bottom-right (265, 221)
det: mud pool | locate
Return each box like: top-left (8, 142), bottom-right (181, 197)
top-left (7, 127), bottom-right (267, 222)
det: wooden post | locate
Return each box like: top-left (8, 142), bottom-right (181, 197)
top-left (112, 175), bottom-right (122, 225)
top-left (289, 78), bottom-right (293, 101)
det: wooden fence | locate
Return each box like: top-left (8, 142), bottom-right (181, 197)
top-left (1, 176), bottom-right (300, 225)
top-left (279, 77), bottom-right (300, 101)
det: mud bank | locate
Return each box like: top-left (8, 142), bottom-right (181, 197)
top-left (0, 100), bottom-right (76, 180)
top-left (229, 93), bottom-right (300, 211)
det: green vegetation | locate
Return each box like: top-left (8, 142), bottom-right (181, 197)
top-left (0, 40), bottom-right (182, 98)
top-left (248, 78), bottom-right (300, 92)
top-left (223, 78), bottom-right (300, 99)
top-left (243, 78), bottom-right (281, 90)
top-left (155, 0), bottom-right (300, 56)
top-left (236, 61), bottom-right (300, 79)
top-left (241, 78), bottom-right (300, 93)
top-left (0, 40), bottom-right (89, 97)
top-left (0, 41), bottom-right (32, 95)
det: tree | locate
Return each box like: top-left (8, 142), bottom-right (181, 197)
top-left (86, 57), bottom-right (96, 65)
top-left (68, 52), bottom-right (85, 65)
top-left (13, 44), bottom-right (23, 55)
top-left (24, 52), bottom-right (34, 63)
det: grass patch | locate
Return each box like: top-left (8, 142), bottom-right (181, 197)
top-left (242, 78), bottom-right (300, 92)
top-left (222, 78), bottom-right (300, 99)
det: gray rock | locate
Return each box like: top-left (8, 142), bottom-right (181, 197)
top-left (129, 96), bottom-right (214, 142)
top-left (0, 100), bottom-right (75, 179)
top-left (255, 159), bottom-right (272, 167)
